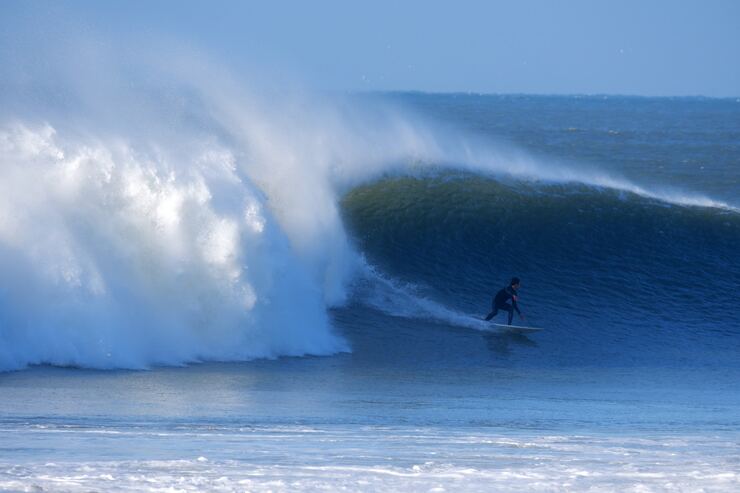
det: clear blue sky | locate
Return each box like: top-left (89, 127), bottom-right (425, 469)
top-left (2, 0), bottom-right (739, 97)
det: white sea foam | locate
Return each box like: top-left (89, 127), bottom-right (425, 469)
top-left (1, 425), bottom-right (738, 492)
top-left (0, 120), bottom-right (351, 370)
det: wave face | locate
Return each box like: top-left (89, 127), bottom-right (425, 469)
top-left (342, 175), bottom-right (740, 366)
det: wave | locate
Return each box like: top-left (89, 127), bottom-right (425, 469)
top-left (1, 49), bottom-right (737, 371)
top-left (343, 176), bottom-right (740, 339)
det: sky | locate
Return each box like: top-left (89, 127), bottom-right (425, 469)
top-left (2, 0), bottom-right (739, 97)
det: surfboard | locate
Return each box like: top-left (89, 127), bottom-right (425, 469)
top-left (487, 323), bottom-right (543, 334)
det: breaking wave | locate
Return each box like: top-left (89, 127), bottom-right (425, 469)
top-left (1, 46), bottom-right (736, 371)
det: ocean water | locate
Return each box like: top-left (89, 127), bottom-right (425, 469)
top-left (1, 91), bottom-right (739, 492)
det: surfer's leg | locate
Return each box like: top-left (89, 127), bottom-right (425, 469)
top-left (497, 303), bottom-right (513, 324)
top-left (484, 297), bottom-right (499, 321)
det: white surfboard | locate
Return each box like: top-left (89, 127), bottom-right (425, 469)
top-left (487, 322), bottom-right (544, 334)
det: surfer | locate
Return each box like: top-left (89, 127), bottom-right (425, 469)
top-left (485, 277), bottom-right (525, 325)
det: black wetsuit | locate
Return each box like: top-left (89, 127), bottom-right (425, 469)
top-left (484, 286), bottom-right (521, 324)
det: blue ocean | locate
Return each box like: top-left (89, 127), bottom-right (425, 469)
top-left (1, 91), bottom-right (739, 491)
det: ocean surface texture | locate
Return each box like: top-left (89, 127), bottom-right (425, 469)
top-left (1, 93), bottom-right (739, 492)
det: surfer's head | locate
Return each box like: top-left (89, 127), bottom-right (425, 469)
top-left (510, 277), bottom-right (521, 289)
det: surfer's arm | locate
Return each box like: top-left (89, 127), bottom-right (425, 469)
top-left (512, 295), bottom-right (521, 315)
